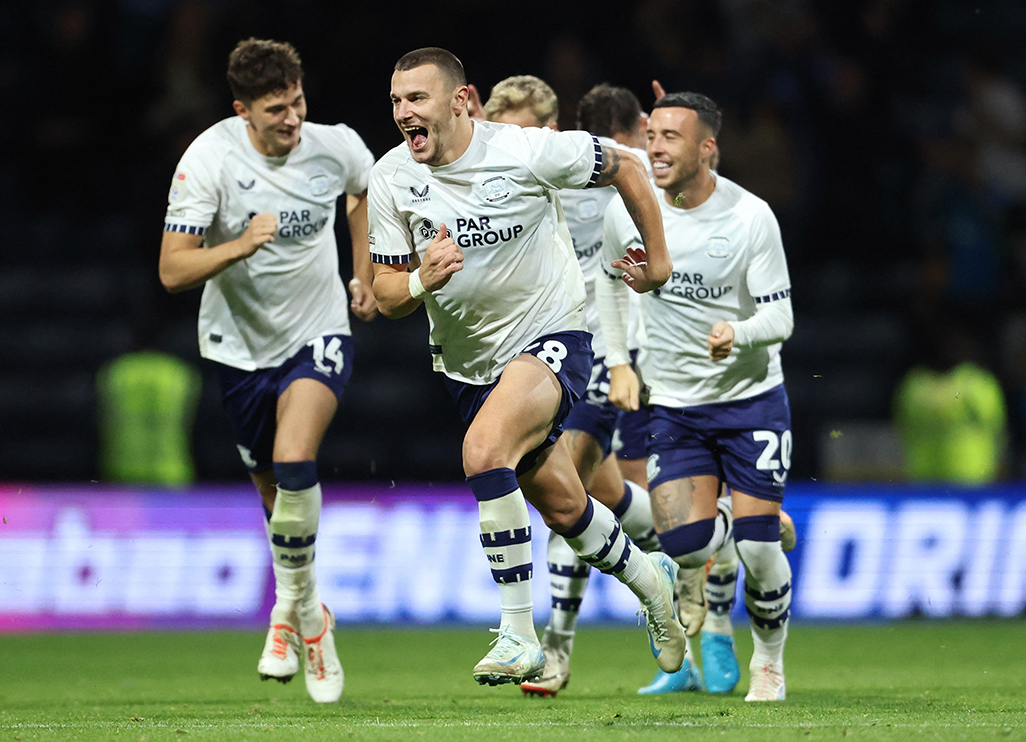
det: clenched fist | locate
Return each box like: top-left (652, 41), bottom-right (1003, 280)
top-left (238, 212), bottom-right (278, 258)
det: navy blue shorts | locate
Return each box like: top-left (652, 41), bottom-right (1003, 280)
top-left (444, 330), bottom-right (593, 475)
top-left (563, 354), bottom-right (620, 457)
top-left (646, 384), bottom-right (791, 502)
top-left (614, 406), bottom-right (650, 461)
top-left (216, 334), bottom-right (355, 472)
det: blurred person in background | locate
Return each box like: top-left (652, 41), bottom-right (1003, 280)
top-left (894, 310), bottom-right (1007, 484)
top-left (97, 321), bottom-right (201, 487)
top-left (157, 37), bottom-right (377, 703)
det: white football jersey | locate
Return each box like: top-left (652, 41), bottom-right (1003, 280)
top-left (164, 116), bottom-right (375, 370)
top-left (602, 174), bottom-right (791, 407)
top-left (560, 138), bottom-right (650, 359)
top-left (368, 120), bottom-right (601, 385)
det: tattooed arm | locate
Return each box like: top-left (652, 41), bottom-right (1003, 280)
top-left (594, 145), bottom-right (671, 292)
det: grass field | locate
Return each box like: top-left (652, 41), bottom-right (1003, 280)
top-left (1, 621), bottom-right (1024, 741)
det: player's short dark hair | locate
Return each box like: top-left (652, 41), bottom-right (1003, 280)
top-left (577, 84), bottom-right (642, 138)
top-left (227, 38), bottom-right (303, 104)
top-left (394, 47), bottom-right (467, 90)
top-left (653, 92), bottom-right (722, 137)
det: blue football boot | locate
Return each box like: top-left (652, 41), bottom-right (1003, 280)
top-left (700, 631), bottom-right (740, 693)
top-left (637, 655), bottom-right (704, 694)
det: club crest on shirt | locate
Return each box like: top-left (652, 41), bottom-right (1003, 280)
top-left (309, 174), bottom-right (330, 197)
top-left (706, 235), bottom-right (731, 259)
top-left (577, 198), bottom-right (599, 219)
top-left (480, 175), bottom-right (512, 203)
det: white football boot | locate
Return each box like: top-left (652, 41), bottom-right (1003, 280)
top-left (779, 511), bottom-right (797, 553)
top-left (639, 552), bottom-right (687, 673)
top-left (674, 564), bottom-right (708, 638)
top-left (472, 626), bottom-right (546, 686)
top-left (745, 660), bottom-right (786, 701)
top-left (520, 631), bottom-right (572, 698)
top-left (257, 619), bottom-right (301, 683)
top-left (302, 604), bottom-right (344, 703)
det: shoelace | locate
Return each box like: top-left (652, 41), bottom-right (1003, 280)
top-left (269, 625), bottom-right (296, 659)
top-left (638, 603), bottom-right (671, 643)
top-left (272, 632), bottom-right (289, 659)
top-left (753, 664), bottom-right (780, 695)
top-left (308, 646), bottom-right (326, 680)
top-left (486, 627), bottom-right (526, 657)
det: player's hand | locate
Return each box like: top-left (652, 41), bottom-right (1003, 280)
top-left (652, 79), bottom-right (667, 102)
top-left (467, 84), bottom-right (485, 121)
top-left (348, 277), bottom-right (379, 322)
top-left (707, 321), bottom-right (735, 361)
top-left (609, 364), bottom-right (640, 412)
top-left (611, 245), bottom-right (665, 294)
top-left (238, 213), bottom-right (277, 258)
top-left (420, 223), bottom-right (463, 292)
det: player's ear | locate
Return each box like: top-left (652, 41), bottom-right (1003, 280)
top-left (700, 136), bottom-right (717, 161)
top-left (233, 99), bottom-right (250, 121)
top-left (453, 85), bottom-right (470, 115)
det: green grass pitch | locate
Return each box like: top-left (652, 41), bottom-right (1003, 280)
top-left (1, 621), bottom-right (1024, 741)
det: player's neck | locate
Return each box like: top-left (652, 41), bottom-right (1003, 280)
top-left (245, 125), bottom-right (299, 159)
top-left (666, 168), bottom-right (715, 210)
top-left (434, 116), bottom-right (475, 167)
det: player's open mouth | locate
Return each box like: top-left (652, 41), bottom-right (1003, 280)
top-left (404, 125), bottom-right (428, 150)
top-left (651, 161), bottom-right (671, 175)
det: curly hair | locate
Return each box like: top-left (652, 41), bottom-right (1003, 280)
top-left (227, 38), bottom-right (303, 104)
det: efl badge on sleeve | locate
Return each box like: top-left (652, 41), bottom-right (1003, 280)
top-left (169, 172), bottom-right (187, 203)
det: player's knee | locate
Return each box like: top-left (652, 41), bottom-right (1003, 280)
top-left (538, 497), bottom-right (587, 533)
top-left (462, 436), bottom-right (508, 477)
top-left (274, 444), bottom-right (319, 465)
top-left (659, 518), bottom-right (717, 568)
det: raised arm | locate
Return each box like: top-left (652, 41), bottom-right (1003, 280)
top-left (594, 145), bottom-right (671, 292)
top-left (158, 213), bottom-right (277, 293)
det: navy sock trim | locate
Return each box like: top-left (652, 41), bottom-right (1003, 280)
top-left (549, 563), bottom-right (591, 578)
top-left (659, 517), bottom-right (716, 559)
top-left (591, 522), bottom-right (622, 563)
top-left (733, 515), bottom-right (780, 543)
top-left (611, 481), bottom-right (633, 519)
top-left (608, 540), bottom-right (632, 574)
top-left (561, 498), bottom-right (595, 540)
top-left (273, 461), bottom-right (318, 491)
top-left (467, 468), bottom-right (519, 502)
top-left (707, 572), bottom-right (737, 586)
top-left (747, 608), bottom-right (790, 630)
top-left (491, 564), bottom-right (533, 583)
top-left (271, 534), bottom-right (316, 548)
top-left (552, 597), bottom-right (583, 612)
top-left (745, 581), bottom-right (791, 601)
top-left (480, 526), bottom-right (532, 547)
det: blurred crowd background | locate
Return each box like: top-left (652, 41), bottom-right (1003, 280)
top-left (3, 0), bottom-right (1026, 486)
